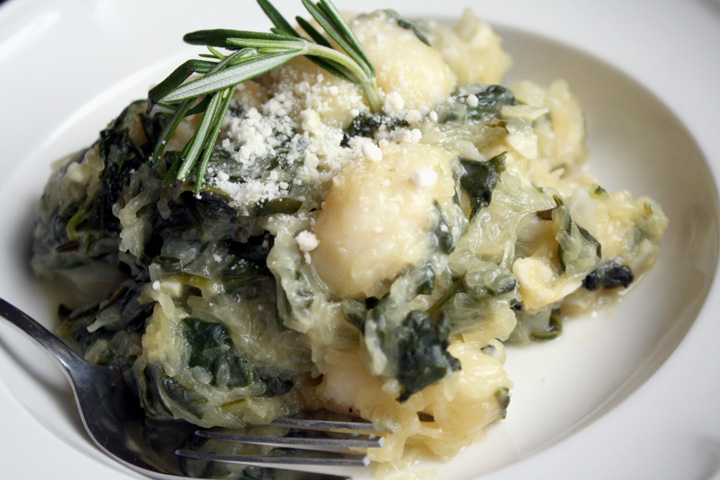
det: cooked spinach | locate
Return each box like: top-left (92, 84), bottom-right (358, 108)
top-left (509, 307), bottom-right (562, 343)
top-left (441, 85), bottom-right (518, 124)
top-left (86, 109), bottom-right (149, 233)
top-left (464, 261), bottom-right (517, 297)
top-left (250, 197), bottom-right (304, 216)
top-left (343, 266), bottom-right (460, 402)
top-left (427, 275), bottom-right (465, 315)
top-left (430, 259), bottom-right (519, 337)
top-left (65, 101), bottom-right (153, 242)
top-left (341, 299), bottom-right (367, 331)
top-left (529, 310), bottom-right (562, 341)
top-left (583, 261), bottom-right (634, 291)
top-left (146, 191), bottom-right (274, 296)
top-left (58, 278), bottom-right (152, 353)
top-left (432, 201), bottom-right (456, 254)
top-left (538, 195), bottom-right (602, 275)
top-left (411, 263), bottom-right (436, 296)
top-left (341, 112), bottom-right (408, 146)
top-left (560, 224), bottom-right (601, 272)
top-left (220, 255), bottom-right (273, 294)
top-left (184, 191), bottom-right (240, 240)
top-left (459, 152), bottom-right (506, 219)
top-left (31, 102), bottom-right (155, 281)
top-left (382, 9), bottom-right (431, 46)
top-left (363, 300), bottom-right (460, 402)
top-left (32, 100), bottom-right (315, 426)
top-left (141, 363), bottom-right (207, 420)
top-left (394, 310), bottom-right (460, 402)
top-left (182, 317), bottom-right (253, 388)
top-left (256, 373), bottom-right (295, 398)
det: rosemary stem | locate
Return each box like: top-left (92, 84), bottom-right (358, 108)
top-left (360, 78), bottom-right (383, 113)
top-left (303, 43), bottom-right (362, 80)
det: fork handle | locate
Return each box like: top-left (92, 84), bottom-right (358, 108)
top-left (0, 298), bottom-right (85, 373)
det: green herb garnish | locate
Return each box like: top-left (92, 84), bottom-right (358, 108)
top-left (148, 0), bottom-right (381, 194)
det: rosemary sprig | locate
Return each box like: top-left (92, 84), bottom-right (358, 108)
top-left (148, 0), bottom-right (381, 194)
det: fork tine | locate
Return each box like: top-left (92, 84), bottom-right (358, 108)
top-left (175, 447), bottom-right (370, 467)
top-left (175, 412), bottom-right (383, 475)
top-left (270, 416), bottom-right (376, 431)
top-left (194, 429), bottom-right (384, 448)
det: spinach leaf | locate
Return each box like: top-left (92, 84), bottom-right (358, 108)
top-left (58, 278), bottom-right (152, 352)
top-left (382, 10), bottom-right (432, 46)
top-left (341, 112), bottom-right (408, 146)
top-left (432, 201), bottom-right (456, 254)
top-left (509, 308), bottom-right (563, 344)
top-left (459, 152), bottom-right (506, 219)
top-left (182, 317), bottom-right (297, 397)
top-left (256, 373), bottom-right (294, 398)
top-left (538, 195), bottom-right (602, 275)
top-left (137, 363), bottom-right (207, 420)
top-left (583, 261), bottom-right (634, 291)
top-left (559, 224), bottom-right (601, 272)
top-left (220, 255), bottom-right (273, 294)
top-left (181, 317), bottom-right (253, 388)
top-left (344, 290), bottom-right (460, 403)
top-left (429, 259), bottom-right (519, 336)
top-left (184, 191), bottom-right (240, 241)
top-left (85, 103), bottom-right (149, 234)
top-left (529, 310), bottom-right (562, 341)
top-left (250, 197), bottom-right (303, 217)
top-left (442, 85), bottom-right (518, 124)
top-left (394, 310), bottom-right (460, 402)
top-left (341, 299), bottom-right (367, 332)
top-left (32, 102), bottom-right (153, 281)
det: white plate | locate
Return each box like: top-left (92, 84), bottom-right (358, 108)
top-left (1, 1), bottom-right (719, 479)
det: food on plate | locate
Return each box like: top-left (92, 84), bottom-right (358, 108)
top-left (30, 0), bottom-right (667, 474)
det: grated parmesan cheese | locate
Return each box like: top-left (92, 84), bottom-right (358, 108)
top-left (383, 91), bottom-right (406, 113)
top-left (409, 168), bottom-right (438, 189)
top-left (210, 73), bottom-right (364, 214)
top-left (361, 140), bottom-right (383, 162)
top-left (405, 109), bottom-right (423, 125)
top-left (295, 230), bottom-right (320, 263)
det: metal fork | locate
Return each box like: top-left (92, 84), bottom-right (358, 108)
top-left (0, 298), bottom-right (382, 480)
